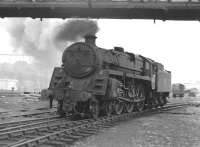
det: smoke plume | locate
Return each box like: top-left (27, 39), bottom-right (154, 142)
top-left (4, 18), bottom-right (99, 68)
top-left (4, 18), bottom-right (60, 69)
top-left (54, 19), bottom-right (99, 45)
top-left (0, 18), bottom-right (99, 90)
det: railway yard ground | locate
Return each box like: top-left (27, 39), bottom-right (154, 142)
top-left (73, 97), bottom-right (200, 147)
top-left (0, 94), bottom-right (57, 123)
top-left (0, 95), bottom-right (200, 147)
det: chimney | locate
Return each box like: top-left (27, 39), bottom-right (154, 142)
top-left (84, 35), bottom-right (97, 45)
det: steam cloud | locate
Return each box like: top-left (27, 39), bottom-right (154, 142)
top-left (0, 18), bottom-right (99, 90)
top-left (4, 18), bottom-right (60, 69)
top-left (4, 18), bottom-right (99, 68)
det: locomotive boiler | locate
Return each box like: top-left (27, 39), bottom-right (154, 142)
top-left (49, 35), bottom-right (171, 118)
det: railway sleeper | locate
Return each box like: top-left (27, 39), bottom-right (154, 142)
top-left (37, 138), bottom-right (49, 144)
top-left (9, 131), bottom-right (24, 138)
top-left (25, 129), bottom-right (37, 134)
top-left (25, 134), bottom-right (43, 139)
top-left (26, 141), bottom-right (38, 147)
top-left (37, 132), bottom-right (51, 136)
top-left (0, 139), bottom-right (19, 146)
top-left (40, 130), bottom-right (55, 134)
top-left (78, 129), bottom-right (99, 134)
top-left (58, 124), bottom-right (67, 128)
top-left (37, 127), bottom-right (49, 132)
top-left (63, 134), bottom-right (82, 140)
top-left (48, 135), bottom-right (59, 140)
top-left (49, 125), bottom-right (60, 130)
top-left (71, 132), bottom-right (91, 137)
top-left (76, 128), bottom-right (98, 134)
top-left (44, 140), bottom-right (65, 147)
top-left (0, 134), bottom-right (9, 140)
top-left (61, 134), bottom-right (77, 140)
top-left (55, 137), bottom-right (74, 143)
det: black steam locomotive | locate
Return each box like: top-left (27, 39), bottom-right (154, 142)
top-left (49, 35), bottom-right (171, 118)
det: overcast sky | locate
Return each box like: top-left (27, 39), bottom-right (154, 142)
top-left (0, 18), bottom-right (199, 84)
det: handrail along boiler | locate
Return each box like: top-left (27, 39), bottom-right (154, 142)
top-left (50, 35), bottom-right (171, 118)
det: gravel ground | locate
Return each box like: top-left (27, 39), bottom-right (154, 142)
top-left (0, 95), bottom-right (57, 111)
top-left (73, 97), bottom-right (200, 147)
top-left (0, 95), bottom-right (56, 122)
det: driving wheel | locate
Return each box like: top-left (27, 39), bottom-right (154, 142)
top-left (125, 102), bottom-right (134, 113)
top-left (114, 101), bottom-right (124, 115)
top-left (89, 99), bottom-right (100, 119)
top-left (136, 101), bottom-right (145, 112)
top-left (105, 102), bottom-right (113, 116)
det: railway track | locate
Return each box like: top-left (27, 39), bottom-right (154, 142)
top-left (0, 103), bottom-right (188, 147)
top-left (0, 108), bottom-right (57, 120)
top-left (0, 117), bottom-right (68, 133)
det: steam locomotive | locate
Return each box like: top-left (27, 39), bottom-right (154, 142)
top-left (49, 35), bottom-right (171, 118)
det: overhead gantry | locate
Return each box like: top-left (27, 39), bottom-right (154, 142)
top-left (0, 0), bottom-right (200, 20)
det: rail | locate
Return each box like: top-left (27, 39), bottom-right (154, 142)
top-left (0, 103), bottom-right (188, 147)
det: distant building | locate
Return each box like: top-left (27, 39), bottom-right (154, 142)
top-left (0, 78), bottom-right (48, 93)
top-left (17, 80), bottom-right (46, 93)
top-left (0, 79), bottom-right (18, 91)
top-left (184, 82), bottom-right (200, 91)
